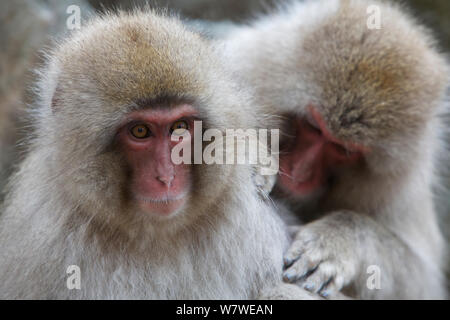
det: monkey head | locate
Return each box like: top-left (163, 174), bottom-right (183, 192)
top-left (275, 0), bottom-right (448, 199)
top-left (38, 11), bottom-right (258, 233)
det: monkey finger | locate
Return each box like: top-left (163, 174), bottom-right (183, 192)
top-left (283, 228), bottom-right (319, 265)
top-left (283, 254), bottom-right (320, 283)
top-left (319, 274), bottom-right (346, 298)
top-left (253, 171), bottom-right (276, 196)
top-left (301, 262), bottom-right (336, 294)
top-left (283, 240), bottom-right (305, 267)
top-left (319, 282), bottom-right (337, 299)
top-left (319, 276), bottom-right (347, 298)
top-left (284, 230), bottom-right (321, 268)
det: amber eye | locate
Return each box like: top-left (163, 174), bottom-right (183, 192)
top-left (170, 120), bottom-right (189, 135)
top-left (130, 124), bottom-right (150, 139)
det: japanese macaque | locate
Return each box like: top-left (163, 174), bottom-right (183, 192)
top-left (223, 0), bottom-right (449, 299)
top-left (0, 10), bottom-right (317, 299)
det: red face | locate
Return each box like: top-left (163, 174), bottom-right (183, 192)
top-left (278, 106), bottom-right (365, 197)
top-left (118, 105), bottom-right (197, 218)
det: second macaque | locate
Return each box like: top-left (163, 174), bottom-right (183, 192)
top-left (224, 0), bottom-right (449, 299)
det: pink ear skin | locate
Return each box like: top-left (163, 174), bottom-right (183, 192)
top-left (278, 106), bottom-right (367, 197)
top-left (117, 105), bottom-right (197, 217)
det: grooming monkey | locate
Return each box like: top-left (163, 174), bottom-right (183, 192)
top-left (0, 10), bottom-right (319, 299)
top-left (223, 0), bottom-right (449, 299)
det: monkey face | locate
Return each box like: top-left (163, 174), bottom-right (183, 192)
top-left (117, 105), bottom-right (198, 218)
top-left (278, 107), bottom-right (364, 198)
top-left (42, 11), bottom-right (258, 233)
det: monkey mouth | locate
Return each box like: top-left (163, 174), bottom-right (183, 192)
top-left (136, 194), bottom-right (185, 203)
top-left (135, 192), bottom-right (188, 216)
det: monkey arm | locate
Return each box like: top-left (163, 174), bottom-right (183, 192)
top-left (281, 211), bottom-right (445, 299)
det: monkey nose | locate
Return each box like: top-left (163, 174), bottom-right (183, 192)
top-left (156, 175), bottom-right (175, 187)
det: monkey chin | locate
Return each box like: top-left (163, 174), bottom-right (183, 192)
top-left (135, 194), bottom-right (187, 218)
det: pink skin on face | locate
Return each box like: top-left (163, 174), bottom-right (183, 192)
top-left (278, 106), bottom-right (366, 197)
top-left (118, 105), bottom-right (197, 217)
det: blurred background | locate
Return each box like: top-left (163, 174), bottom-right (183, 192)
top-left (0, 1), bottom-right (449, 275)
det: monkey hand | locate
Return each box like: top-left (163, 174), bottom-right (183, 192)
top-left (282, 212), bottom-right (361, 298)
top-left (253, 169), bottom-right (277, 200)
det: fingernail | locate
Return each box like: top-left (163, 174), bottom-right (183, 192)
top-left (304, 283), bottom-right (314, 291)
top-left (284, 257), bottom-right (293, 266)
top-left (283, 272), bottom-right (295, 282)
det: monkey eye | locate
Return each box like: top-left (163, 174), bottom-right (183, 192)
top-left (170, 120), bottom-right (189, 135)
top-left (130, 124), bottom-right (151, 139)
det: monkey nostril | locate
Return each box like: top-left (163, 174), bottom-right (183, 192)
top-left (157, 175), bottom-right (175, 187)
